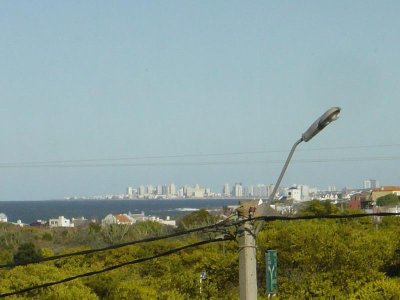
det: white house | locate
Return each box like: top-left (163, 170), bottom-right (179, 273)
top-left (148, 216), bottom-right (177, 227)
top-left (0, 213), bottom-right (7, 223)
top-left (287, 186), bottom-right (302, 201)
top-left (101, 213), bottom-right (135, 226)
top-left (48, 216), bottom-right (74, 228)
top-left (12, 220), bottom-right (25, 227)
top-left (127, 211), bottom-right (146, 222)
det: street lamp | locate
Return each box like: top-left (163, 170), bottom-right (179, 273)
top-left (256, 106), bottom-right (341, 226)
top-left (238, 107), bottom-right (341, 300)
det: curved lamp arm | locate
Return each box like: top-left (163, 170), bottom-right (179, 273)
top-left (254, 107), bottom-right (341, 234)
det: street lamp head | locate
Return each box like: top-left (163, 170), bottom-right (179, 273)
top-left (302, 107), bottom-right (341, 142)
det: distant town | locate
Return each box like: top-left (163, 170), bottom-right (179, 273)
top-left (1, 178), bottom-right (399, 230)
top-left (65, 179), bottom-right (382, 202)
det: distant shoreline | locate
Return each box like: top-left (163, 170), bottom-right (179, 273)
top-left (0, 198), bottom-right (241, 224)
top-left (0, 197), bottom-right (254, 202)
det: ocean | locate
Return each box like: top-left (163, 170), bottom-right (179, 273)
top-left (0, 199), bottom-right (240, 224)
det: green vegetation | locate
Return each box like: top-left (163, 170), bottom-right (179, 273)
top-left (376, 194), bottom-right (400, 207)
top-left (13, 242), bottom-right (42, 263)
top-left (176, 209), bottom-right (220, 231)
top-left (0, 207), bottom-right (399, 299)
top-left (298, 199), bottom-right (339, 216)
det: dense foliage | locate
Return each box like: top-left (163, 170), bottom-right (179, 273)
top-left (0, 207), bottom-right (399, 299)
top-left (298, 199), bottom-right (339, 216)
top-left (376, 194), bottom-right (400, 207)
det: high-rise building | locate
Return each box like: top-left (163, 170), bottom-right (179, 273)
top-left (299, 184), bottom-right (310, 201)
top-left (223, 183), bottom-right (230, 196)
top-left (363, 180), bottom-right (371, 189)
top-left (185, 185), bottom-right (205, 198)
top-left (371, 179), bottom-right (379, 189)
top-left (177, 187), bottom-right (184, 198)
top-left (138, 185), bottom-right (145, 198)
top-left (162, 185), bottom-right (168, 195)
top-left (169, 183), bottom-right (176, 196)
top-left (364, 179), bottom-right (379, 189)
top-left (127, 187), bottom-right (133, 197)
top-left (328, 185), bottom-right (336, 192)
top-left (147, 185), bottom-right (154, 195)
top-left (233, 183), bottom-right (243, 197)
top-left (267, 184), bottom-right (275, 198)
top-left (156, 185), bottom-right (162, 195)
top-left (253, 184), bottom-right (268, 198)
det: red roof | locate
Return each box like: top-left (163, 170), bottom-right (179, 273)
top-left (372, 186), bottom-right (400, 192)
top-left (115, 214), bottom-right (132, 223)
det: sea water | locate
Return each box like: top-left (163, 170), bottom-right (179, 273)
top-left (0, 199), bottom-right (240, 224)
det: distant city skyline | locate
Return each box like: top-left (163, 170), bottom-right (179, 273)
top-left (65, 178), bottom-right (381, 201)
top-left (1, 2), bottom-right (400, 201)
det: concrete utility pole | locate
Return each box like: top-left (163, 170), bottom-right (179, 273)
top-left (239, 212), bottom-right (258, 299)
top-left (238, 107), bottom-right (341, 300)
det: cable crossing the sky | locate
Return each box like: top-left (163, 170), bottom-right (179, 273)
top-left (0, 219), bottom-right (233, 270)
top-left (0, 211), bottom-right (399, 298)
top-left (1, 142), bottom-right (399, 168)
top-left (0, 236), bottom-right (235, 298)
top-left (1, 211), bottom-right (399, 271)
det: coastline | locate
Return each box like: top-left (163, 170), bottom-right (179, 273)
top-left (0, 198), bottom-right (241, 224)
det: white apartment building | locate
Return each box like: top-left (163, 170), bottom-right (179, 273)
top-left (287, 187), bottom-right (302, 201)
top-left (285, 184), bottom-right (312, 202)
top-left (138, 185), bottom-right (145, 197)
top-left (185, 185), bottom-right (206, 198)
top-left (169, 183), bottom-right (176, 196)
top-left (147, 185), bottom-right (154, 195)
top-left (364, 179), bottom-right (379, 189)
top-left (223, 184), bottom-right (230, 196)
top-left (252, 184), bottom-right (269, 198)
top-left (156, 185), bottom-right (162, 195)
top-left (233, 183), bottom-right (243, 197)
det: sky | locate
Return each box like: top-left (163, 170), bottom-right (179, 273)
top-left (1, 1), bottom-right (399, 200)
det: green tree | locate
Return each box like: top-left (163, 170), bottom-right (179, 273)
top-left (0, 249), bottom-right (12, 265)
top-left (257, 218), bottom-right (398, 298)
top-left (0, 264), bottom-right (98, 299)
top-left (101, 224), bottom-right (130, 244)
top-left (108, 279), bottom-right (158, 300)
top-left (177, 209), bottom-right (220, 230)
top-left (376, 193), bottom-right (400, 207)
top-left (298, 199), bottom-right (339, 216)
top-left (13, 242), bottom-right (42, 263)
top-left (349, 278), bottom-right (400, 299)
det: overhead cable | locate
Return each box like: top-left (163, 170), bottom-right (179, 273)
top-left (0, 220), bottom-right (232, 270)
top-left (0, 236), bottom-right (234, 298)
top-left (0, 212), bottom-right (399, 297)
top-left (1, 212), bottom-right (399, 270)
top-left (1, 156), bottom-right (400, 169)
top-left (1, 143), bottom-right (399, 168)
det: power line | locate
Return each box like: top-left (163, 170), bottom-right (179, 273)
top-left (1, 143), bottom-right (399, 168)
top-left (1, 212), bottom-right (399, 270)
top-left (1, 156), bottom-right (400, 169)
top-left (0, 236), bottom-right (234, 298)
top-left (0, 220), bottom-right (232, 270)
top-left (0, 212), bottom-right (399, 297)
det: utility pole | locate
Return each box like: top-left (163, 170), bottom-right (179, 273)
top-left (239, 219), bottom-right (257, 300)
top-left (237, 107), bottom-right (341, 300)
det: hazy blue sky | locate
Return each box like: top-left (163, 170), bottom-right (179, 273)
top-left (1, 1), bottom-right (399, 200)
